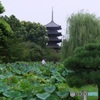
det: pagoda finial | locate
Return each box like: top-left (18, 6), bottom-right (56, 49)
top-left (52, 7), bottom-right (53, 21)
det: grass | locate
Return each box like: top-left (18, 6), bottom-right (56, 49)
top-left (73, 85), bottom-right (98, 100)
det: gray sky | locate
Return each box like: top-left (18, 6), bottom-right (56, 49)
top-left (1, 0), bottom-right (100, 35)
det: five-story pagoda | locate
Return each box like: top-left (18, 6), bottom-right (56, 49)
top-left (45, 9), bottom-right (62, 50)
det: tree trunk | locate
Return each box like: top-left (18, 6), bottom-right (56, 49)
top-left (97, 84), bottom-right (100, 100)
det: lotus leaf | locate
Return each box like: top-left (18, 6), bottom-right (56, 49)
top-left (36, 92), bottom-right (50, 100)
top-left (3, 90), bottom-right (21, 98)
top-left (56, 90), bottom-right (69, 99)
top-left (52, 72), bottom-right (66, 82)
top-left (46, 94), bottom-right (59, 100)
top-left (0, 75), bottom-right (6, 79)
top-left (0, 83), bottom-right (10, 92)
top-left (44, 85), bottom-right (56, 93)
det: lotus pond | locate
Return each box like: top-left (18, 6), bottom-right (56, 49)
top-left (0, 62), bottom-right (74, 100)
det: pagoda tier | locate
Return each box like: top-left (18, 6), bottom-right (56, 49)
top-left (48, 37), bottom-right (62, 42)
top-left (48, 30), bottom-right (61, 36)
top-left (45, 9), bottom-right (62, 50)
top-left (46, 21), bottom-right (61, 30)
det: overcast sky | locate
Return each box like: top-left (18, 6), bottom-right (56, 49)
top-left (1, 0), bottom-right (100, 35)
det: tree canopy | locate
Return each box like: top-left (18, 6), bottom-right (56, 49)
top-left (0, 2), bottom-right (13, 62)
top-left (0, 2), bottom-right (5, 14)
top-left (64, 43), bottom-right (100, 100)
top-left (1, 15), bottom-right (49, 62)
top-left (62, 11), bottom-right (100, 59)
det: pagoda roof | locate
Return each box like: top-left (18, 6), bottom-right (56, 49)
top-left (45, 21), bottom-right (61, 29)
top-left (48, 31), bottom-right (62, 36)
top-left (48, 38), bottom-right (62, 42)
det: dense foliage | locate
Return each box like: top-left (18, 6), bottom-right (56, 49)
top-left (0, 15), bottom-right (48, 62)
top-left (0, 14), bottom-right (61, 63)
top-left (62, 11), bottom-right (100, 59)
top-left (0, 2), bottom-right (5, 14)
top-left (0, 2), bottom-right (13, 63)
top-left (64, 43), bottom-right (100, 100)
top-left (0, 62), bottom-right (78, 100)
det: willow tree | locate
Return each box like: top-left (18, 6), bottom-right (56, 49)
top-left (62, 11), bottom-right (100, 59)
top-left (64, 43), bottom-right (100, 100)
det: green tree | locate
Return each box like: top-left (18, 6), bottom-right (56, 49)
top-left (21, 21), bottom-right (47, 48)
top-left (0, 19), bottom-right (12, 45)
top-left (62, 11), bottom-right (100, 59)
top-left (64, 43), bottom-right (100, 100)
top-left (1, 15), bottom-right (48, 61)
top-left (0, 2), bottom-right (13, 62)
top-left (44, 47), bottom-right (61, 61)
top-left (3, 16), bottom-right (48, 48)
top-left (0, 1), bottom-right (5, 14)
top-left (2, 15), bottom-right (22, 39)
top-left (0, 19), bottom-right (13, 62)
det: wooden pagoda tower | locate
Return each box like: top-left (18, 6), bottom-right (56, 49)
top-left (45, 9), bottom-right (62, 50)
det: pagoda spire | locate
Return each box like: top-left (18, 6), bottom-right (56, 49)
top-left (52, 7), bottom-right (54, 21)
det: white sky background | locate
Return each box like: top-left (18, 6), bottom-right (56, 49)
top-left (1, 0), bottom-right (100, 36)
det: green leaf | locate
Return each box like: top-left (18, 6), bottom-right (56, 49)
top-left (36, 92), bottom-right (50, 100)
top-left (18, 79), bottom-right (33, 92)
top-left (56, 90), bottom-right (69, 99)
top-left (0, 75), bottom-right (6, 79)
top-left (3, 90), bottom-right (21, 98)
top-left (62, 69), bottom-right (68, 77)
top-left (56, 83), bottom-right (69, 91)
top-left (46, 94), bottom-right (59, 100)
top-left (0, 83), bottom-right (10, 92)
top-left (44, 85), bottom-right (56, 93)
top-left (52, 72), bottom-right (65, 82)
top-left (22, 67), bottom-right (33, 74)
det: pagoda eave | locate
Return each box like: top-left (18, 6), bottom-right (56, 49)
top-left (46, 27), bottom-right (61, 30)
top-left (48, 39), bottom-right (62, 42)
top-left (48, 33), bottom-right (62, 36)
top-left (48, 32), bottom-right (62, 36)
